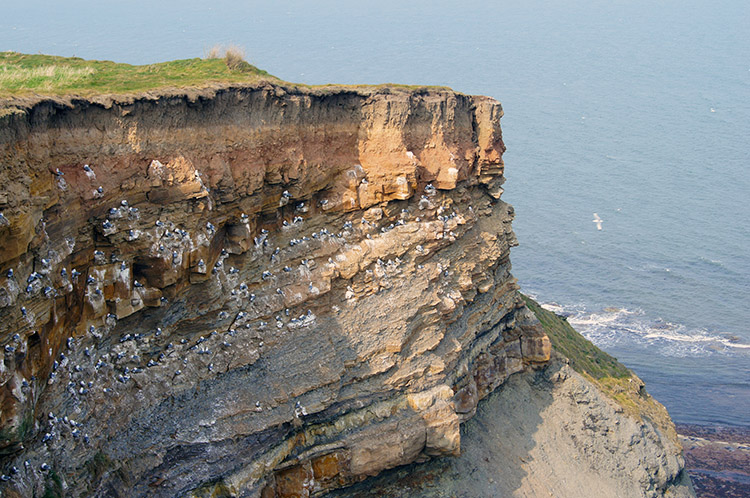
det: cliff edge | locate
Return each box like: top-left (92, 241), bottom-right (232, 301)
top-left (0, 79), bottom-right (690, 497)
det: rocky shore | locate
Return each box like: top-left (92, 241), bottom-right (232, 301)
top-left (677, 424), bottom-right (750, 498)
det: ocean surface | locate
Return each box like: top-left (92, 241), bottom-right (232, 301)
top-left (3, 0), bottom-right (748, 427)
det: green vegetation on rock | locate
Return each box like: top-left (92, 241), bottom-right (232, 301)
top-left (522, 295), bottom-right (629, 379)
top-left (524, 294), bottom-right (679, 442)
top-left (0, 51), bottom-right (276, 98)
top-left (0, 52), bottom-right (453, 102)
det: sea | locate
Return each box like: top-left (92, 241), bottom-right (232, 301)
top-left (2, 0), bottom-right (748, 428)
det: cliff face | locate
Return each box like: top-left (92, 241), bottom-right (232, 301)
top-left (0, 84), bottom-right (552, 497)
top-left (328, 359), bottom-right (696, 498)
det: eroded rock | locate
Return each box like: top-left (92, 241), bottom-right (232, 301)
top-left (0, 83), bottom-right (549, 497)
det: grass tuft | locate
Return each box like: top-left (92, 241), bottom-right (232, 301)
top-left (85, 451), bottom-right (112, 481)
top-left (43, 468), bottom-right (64, 498)
top-left (203, 44), bottom-right (249, 70)
top-left (223, 44), bottom-right (246, 70)
top-left (204, 45), bottom-right (223, 60)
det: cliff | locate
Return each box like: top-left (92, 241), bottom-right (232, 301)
top-left (328, 360), bottom-right (693, 498)
top-left (328, 301), bottom-right (695, 498)
top-left (0, 81), bottom-right (690, 497)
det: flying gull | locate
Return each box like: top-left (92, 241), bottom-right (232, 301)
top-left (592, 213), bottom-right (603, 230)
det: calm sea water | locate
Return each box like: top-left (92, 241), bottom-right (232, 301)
top-left (3, 0), bottom-right (749, 427)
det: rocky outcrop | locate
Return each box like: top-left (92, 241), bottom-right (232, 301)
top-left (327, 359), bottom-right (695, 498)
top-left (677, 424), bottom-right (750, 498)
top-left (0, 83), bottom-right (551, 496)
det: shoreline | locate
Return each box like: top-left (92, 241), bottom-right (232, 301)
top-left (676, 423), bottom-right (750, 498)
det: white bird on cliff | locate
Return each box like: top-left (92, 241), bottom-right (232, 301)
top-left (592, 213), bottom-right (603, 230)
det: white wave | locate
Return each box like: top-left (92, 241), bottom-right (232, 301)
top-left (551, 303), bottom-right (749, 356)
top-left (567, 307), bottom-right (640, 328)
top-left (540, 302), bottom-right (566, 314)
top-left (637, 324), bottom-right (750, 350)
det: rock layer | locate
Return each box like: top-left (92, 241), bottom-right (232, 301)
top-left (328, 360), bottom-right (696, 498)
top-left (0, 83), bottom-right (550, 497)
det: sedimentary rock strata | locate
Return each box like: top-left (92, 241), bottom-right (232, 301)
top-left (0, 84), bottom-right (550, 496)
top-left (329, 360), bottom-right (696, 498)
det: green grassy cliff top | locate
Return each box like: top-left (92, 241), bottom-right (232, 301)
top-left (0, 51), bottom-right (452, 101)
top-left (0, 51), bottom-right (277, 99)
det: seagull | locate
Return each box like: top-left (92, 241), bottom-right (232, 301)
top-left (592, 213), bottom-right (603, 230)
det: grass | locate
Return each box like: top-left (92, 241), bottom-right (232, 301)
top-left (204, 44), bottom-right (251, 71)
top-left (0, 51), bottom-right (276, 98)
top-left (523, 294), bottom-right (629, 379)
top-left (523, 294), bottom-right (679, 441)
top-left (0, 51), bottom-right (455, 101)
